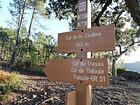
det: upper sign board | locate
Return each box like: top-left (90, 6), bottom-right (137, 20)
top-left (78, 0), bottom-right (87, 12)
top-left (45, 58), bottom-right (109, 86)
top-left (58, 24), bottom-right (115, 53)
top-left (77, 0), bottom-right (91, 29)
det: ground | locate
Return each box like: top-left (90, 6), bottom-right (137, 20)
top-left (1, 74), bottom-right (140, 105)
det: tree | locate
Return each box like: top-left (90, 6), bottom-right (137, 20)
top-left (124, 0), bottom-right (140, 26)
top-left (46, 0), bottom-right (140, 76)
top-left (0, 27), bottom-right (15, 61)
top-left (33, 32), bottom-right (56, 65)
top-left (111, 23), bottom-right (140, 76)
top-left (9, 0), bottom-right (47, 65)
top-left (47, 0), bottom-right (140, 26)
top-left (26, 0), bottom-right (47, 49)
top-left (9, 0), bottom-right (27, 65)
top-left (0, 30), bottom-right (9, 60)
top-left (47, 0), bottom-right (77, 20)
top-left (43, 35), bottom-right (57, 64)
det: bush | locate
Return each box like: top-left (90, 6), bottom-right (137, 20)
top-left (120, 71), bottom-right (140, 81)
top-left (8, 72), bottom-right (22, 89)
top-left (0, 70), bottom-right (22, 101)
top-left (0, 84), bottom-right (11, 101)
top-left (0, 84), bottom-right (11, 94)
top-left (0, 70), bottom-right (10, 83)
top-left (117, 67), bottom-right (127, 76)
top-left (0, 70), bottom-right (22, 88)
top-left (13, 65), bottom-right (45, 76)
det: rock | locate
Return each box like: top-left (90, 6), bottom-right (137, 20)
top-left (32, 94), bottom-right (37, 99)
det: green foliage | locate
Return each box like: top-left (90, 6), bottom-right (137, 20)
top-left (0, 71), bottom-right (22, 89)
top-left (117, 67), bottom-right (127, 76)
top-left (0, 28), bottom-right (15, 60)
top-left (0, 25), bottom-right (57, 67)
top-left (0, 84), bottom-right (11, 95)
top-left (0, 93), bottom-right (9, 101)
top-left (27, 0), bottom-right (47, 17)
top-left (0, 84), bottom-right (11, 101)
top-left (14, 65), bottom-right (45, 76)
top-left (0, 72), bottom-right (22, 101)
top-left (8, 72), bottom-right (22, 89)
top-left (47, 0), bottom-right (77, 19)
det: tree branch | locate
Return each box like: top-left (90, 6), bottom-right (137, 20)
top-left (116, 40), bottom-right (140, 58)
top-left (92, 0), bottom-right (112, 26)
top-left (125, 0), bottom-right (140, 26)
top-left (114, 10), bottom-right (125, 26)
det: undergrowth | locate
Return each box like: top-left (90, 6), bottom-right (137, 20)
top-left (0, 70), bottom-right (22, 101)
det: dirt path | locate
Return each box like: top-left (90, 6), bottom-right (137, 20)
top-left (1, 74), bottom-right (140, 105)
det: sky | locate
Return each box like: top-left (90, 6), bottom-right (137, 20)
top-left (0, 0), bottom-right (140, 64)
top-left (121, 47), bottom-right (140, 63)
top-left (0, 0), bottom-right (70, 40)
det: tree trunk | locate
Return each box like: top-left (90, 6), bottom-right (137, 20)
top-left (0, 42), bottom-right (4, 60)
top-left (44, 50), bottom-right (50, 65)
top-left (10, 0), bottom-right (27, 66)
top-left (27, 6), bottom-right (36, 49)
top-left (112, 58), bottom-right (116, 77)
top-left (111, 58), bottom-right (117, 85)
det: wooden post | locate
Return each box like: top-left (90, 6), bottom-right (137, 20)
top-left (75, 84), bottom-right (92, 105)
top-left (65, 91), bottom-right (77, 105)
top-left (45, 0), bottom-right (113, 105)
top-left (76, 0), bottom-right (92, 105)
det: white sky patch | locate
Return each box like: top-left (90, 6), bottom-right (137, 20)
top-left (121, 47), bottom-right (140, 63)
top-left (43, 18), bottom-right (70, 39)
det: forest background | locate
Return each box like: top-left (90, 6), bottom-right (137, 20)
top-left (0, 0), bottom-right (140, 76)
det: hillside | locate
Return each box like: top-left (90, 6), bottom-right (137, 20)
top-left (123, 61), bottom-right (140, 73)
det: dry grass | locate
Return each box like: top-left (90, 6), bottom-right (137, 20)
top-left (0, 70), bottom-right (11, 83)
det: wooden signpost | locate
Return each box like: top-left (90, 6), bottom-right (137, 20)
top-left (45, 58), bottom-right (109, 86)
top-left (44, 0), bottom-right (115, 105)
top-left (58, 25), bottom-right (115, 53)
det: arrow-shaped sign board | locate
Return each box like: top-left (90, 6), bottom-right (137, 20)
top-left (58, 24), bottom-right (115, 53)
top-left (45, 58), bottom-right (109, 86)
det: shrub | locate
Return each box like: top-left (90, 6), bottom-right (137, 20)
top-left (0, 70), bottom-right (22, 101)
top-left (0, 70), bottom-right (11, 83)
top-left (0, 91), bottom-right (10, 101)
top-left (0, 84), bottom-right (11, 94)
top-left (8, 72), bottom-right (22, 89)
top-left (0, 70), bottom-right (22, 88)
top-left (120, 71), bottom-right (140, 81)
top-left (117, 67), bottom-right (127, 76)
top-left (13, 65), bottom-right (45, 76)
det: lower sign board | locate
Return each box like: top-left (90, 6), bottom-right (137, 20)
top-left (58, 24), bottom-right (115, 53)
top-left (45, 58), bottom-right (109, 86)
